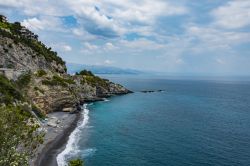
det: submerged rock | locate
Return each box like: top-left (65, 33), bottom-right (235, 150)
top-left (141, 90), bottom-right (165, 93)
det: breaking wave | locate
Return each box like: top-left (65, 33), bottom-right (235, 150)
top-left (56, 104), bottom-right (93, 166)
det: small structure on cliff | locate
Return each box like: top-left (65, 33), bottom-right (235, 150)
top-left (0, 15), bottom-right (7, 23)
top-left (19, 26), bottom-right (38, 40)
top-left (0, 15), bottom-right (38, 41)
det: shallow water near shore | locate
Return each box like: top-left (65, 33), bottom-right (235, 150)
top-left (59, 75), bottom-right (250, 166)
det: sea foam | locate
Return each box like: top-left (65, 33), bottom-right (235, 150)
top-left (103, 98), bottom-right (110, 102)
top-left (57, 104), bottom-right (90, 166)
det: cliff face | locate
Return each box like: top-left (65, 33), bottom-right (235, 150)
top-left (0, 36), bottom-right (66, 73)
top-left (26, 72), bottom-right (131, 114)
top-left (0, 19), bottom-right (131, 115)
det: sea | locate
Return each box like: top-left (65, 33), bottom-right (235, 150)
top-left (57, 75), bottom-right (250, 166)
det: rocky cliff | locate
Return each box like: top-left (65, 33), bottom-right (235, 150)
top-left (26, 71), bottom-right (131, 114)
top-left (0, 36), bottom-right (66, 73)
top-left (0, 17), bottom-right (131, 115)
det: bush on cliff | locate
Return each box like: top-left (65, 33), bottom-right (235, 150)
top-left (16, 72), bottom-right (32, 90)
top-left (82, 75), bottom-right (109, 89)
top-left (42, 75), bottom-right (75, 87)
top-left (35, 69), bottom-right (47, 77)
top-left (0, 75), bottom-right (23, 104)
top-left (69, 159), bottom-right (84, 166)
top-left (0, 105), bottom-right (44, 166)
top-left (76, 70), bottom-right (109, 88)
top-left (76, 70), bottom-right (94, 76)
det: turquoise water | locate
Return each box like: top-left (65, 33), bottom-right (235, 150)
top-left (63, 76), bottom-right (250, 166)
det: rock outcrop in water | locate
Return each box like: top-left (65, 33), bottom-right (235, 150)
top-left (0, 16), bottom-right (131, 115)
top-left (141, 90), bottom-right (165, 93)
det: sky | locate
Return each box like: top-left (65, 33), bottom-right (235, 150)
top-left (0, 0), bottom-right (250, 75)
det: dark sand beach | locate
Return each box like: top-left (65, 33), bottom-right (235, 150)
top-left (31, 112), bottom-right (81, 166)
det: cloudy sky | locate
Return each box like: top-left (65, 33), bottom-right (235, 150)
top-left (1, 0), bottom-right (250, 75)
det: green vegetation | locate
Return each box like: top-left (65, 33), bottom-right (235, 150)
top-left (34, 86), bottom-right (45, 94)
top-left (76, 70), bottom-right (109, 88)
top-left (0, 20), bottom-right (12, 30)
top-left (35, 69), bottom-right (47, 77)
top-left (76, 70), bottom-right (94, 76)
top-left (16, 72), bottom-right (32, 89)
top-left (0, 105), bottom-right (44, 166)
top-left (69, 159), bottom-right (84, 166)
top-left (0, 75), bottom-right (23, 104)
top-left (6, 63), bottom-right (14, 68)
top-left (42, 75), bottom-right (75, 87)
top-left (32, 104), bottom-right (46, 119)
top-left (82, 75), bottom-right (109, 88)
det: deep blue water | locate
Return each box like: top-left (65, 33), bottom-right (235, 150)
top-left (76, 76), bottom-right (250, 166)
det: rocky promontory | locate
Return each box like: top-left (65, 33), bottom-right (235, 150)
top-left (0, 16), bottom-right (132, 115)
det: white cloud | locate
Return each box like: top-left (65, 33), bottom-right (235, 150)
top-left (22, 17), bottom-right (45, 30)
top-left (104, 59), bottom-right (114, 65)
top-left (50, 43), bottom-right (72, 52)
top-left (0, 0), bottom-right (69, 16)
top-left (0, 0), bottom-right (29, 8)
top-left (104, 42), bottom-right (116, 50)
top-left (83, 42), bottom-right (99, 50)
top-left (109, 0), bottom-right (187, 24)
top-left (175, 58), bottom-right (184, 65)
top-left (119, 38), bottom-right (165, 50)
top-left (1, 0), bottom-right (188, 38)
top-left (212, 0), bottom-right (250, 29)
top-left (187, 26), bottom-right (250, 47)
top-left (62, 45), bottom-right (72, 52)
top-left (64, 0), bottom-right (188, 37)
top-left (21, 17), bottom-right (64, 31)
top-left (72, 28), bottom-right (84, 36)
top-left (3, 0), bottom-right (250, 74)
top-left (216, 58), bottom-right (226, 65)
top-left (71, 28), bottom-right (97, 41)
top-left (66, 0), bottom-right (126, 37)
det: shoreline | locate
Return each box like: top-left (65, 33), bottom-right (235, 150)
top-left (33, 112), bottom-right (81, 166)
top-left (33, 94), bottom-right (131, 166)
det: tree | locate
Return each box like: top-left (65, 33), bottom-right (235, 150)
top-left (0, 105), bottom-right (44, 166)
top-left (69, 159), bottom-right (84, 166)
top-left (78, 70), bottom-right (94, 76)
top-left (11, 22), bottom-right (22, 34)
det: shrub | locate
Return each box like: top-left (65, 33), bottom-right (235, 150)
top-left (41, 75), bottom-right (74, 87)
top-left (64, 78), bottom-right (75, 84)
top-left (81, 75), bottom-right (109, 89)
top-left (41, 79), bottom-right (57, 86)
top-left (0, 75), bottom-right (23, 104)
top-left (0, 105), bottom-right (44, 166)
top-left (36, 70), bottom-right (47, 77)
top-left (69, 159), bottom-right (84, 166)
top-left (52, 75), bottom-right (69, 87)
top-left (32, 104), bottom-right (46, 119)
top-left (8, 43), bottom-right (13, 48)
top-left (76, 70), bottom-right (94, 76)
top-left (3, 47), bottom-right (8, 53)
top-left (6, 63), bottom-right (14, 68)
top-left (16, 72), bottom-right (32, 89)
top-left (34, 86), bottom-right (44, 94)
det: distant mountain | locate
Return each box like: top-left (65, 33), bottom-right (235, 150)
top-left (67, 63), bottom-right (143, 75)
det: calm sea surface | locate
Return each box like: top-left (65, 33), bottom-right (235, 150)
top-left (60, 75), bottom-right (250, 166)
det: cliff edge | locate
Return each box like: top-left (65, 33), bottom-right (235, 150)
top-left (0, 15), bottom-right (132, 115)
